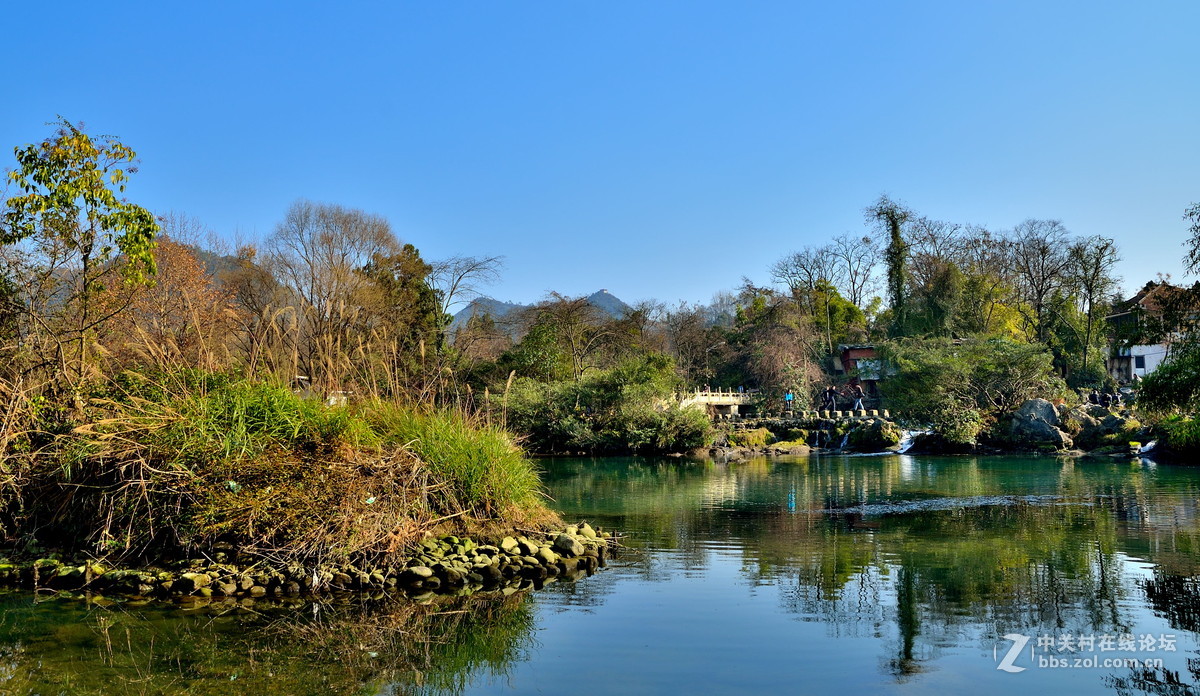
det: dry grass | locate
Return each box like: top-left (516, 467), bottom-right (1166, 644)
top-left (1, 371), bottom-right (554, 565)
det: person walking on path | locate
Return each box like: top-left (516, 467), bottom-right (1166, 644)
top-left (820, 385), bottom-right (838, 411)
top-left (850, 382), bottom-right (866, 411)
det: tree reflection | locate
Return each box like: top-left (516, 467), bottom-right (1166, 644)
top-left (543, 454), bottom-right (1200, 680)
top-left (0, 591), bottom-right (537, 695)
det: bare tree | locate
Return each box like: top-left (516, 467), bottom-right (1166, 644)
top-left (156, 211), bottom-right (226, 253)
top-left (219, 244), bottom-right (289, 376)
top-left (740, 298), bottom-right (823, 397)
top-left (771, 246), bottom-right (851, 353)
top-left (829, 233), bottom-right (879, 309)
top-left (428, 255), bottom-right (503, 330)
top-left (662, 302), bottom-right (712, 385)
top-left (265, 200), bottom-right (400, 388)
top-left (530, 293), bottom-right (616, 382)
top-left (1006, 219), bottom-right (1074, 343)
top-left (1069, 235), bottom-right (1121, 371)
top-left (905, 216), bottom-right (968, 290)
top-left (771, 245), bottom-right (842, 308)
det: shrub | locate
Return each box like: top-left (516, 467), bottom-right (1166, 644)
top-left (498, 355), bottom-right (713, 454)
top-left (879, 336), bottom-right (1064, 444)
top-left (1140, 341), bottom-right (1200, 413)
top-left (363, 402), bottom-right (543, 516)
top-left (1156, 415), bottom-right (1200, 460)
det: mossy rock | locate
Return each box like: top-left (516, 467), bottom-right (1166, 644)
top-left (784, 429), bottom-right (809, 444)
top-left (728, 427), bottom-right (775, 448)
top-left (846, 420), bottom-right (902, 452)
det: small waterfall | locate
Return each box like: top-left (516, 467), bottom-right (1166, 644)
top-left (839, 434), bottom-right (849, 450)
top-left (896, 430), bottom-right (924, 454)
top-left (1139, 440), bottom-right (1158, 454)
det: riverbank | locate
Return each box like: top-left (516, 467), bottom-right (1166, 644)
top-left (0, 371), bottom-right (580, 583)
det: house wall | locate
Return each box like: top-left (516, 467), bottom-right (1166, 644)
top-left (1130, 344), bottom-right (1169, 378)
top-left (1112, 344), bottom-right (1171, 381)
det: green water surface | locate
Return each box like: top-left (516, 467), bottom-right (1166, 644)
top-left (5, 454), bottom-right (1200, 695)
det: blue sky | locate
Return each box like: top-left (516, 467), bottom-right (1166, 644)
top-left (3, 1), bottom-right (1198, 307)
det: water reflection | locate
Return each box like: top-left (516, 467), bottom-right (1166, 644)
top-left (544, 455), bottom-right (1200, 684)
top-left (0, 590), bottom-right (538, 695)
top-left (6, 454), bottom-right (1200, 694)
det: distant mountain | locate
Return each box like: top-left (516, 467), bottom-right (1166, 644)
top-left (584, 289), bottom-right (631, 318)
top-left (449, 290), bottom-right (632, 334)
top-left (449, 297), bottom-right (527, 332)
top-left (190, 245), bottom-right (242, 279)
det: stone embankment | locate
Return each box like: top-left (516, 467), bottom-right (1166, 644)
top-left (705, 413), bottom-right (904, 460)
top-left (0, 524), bottom-right (613, 602)
top-left (703, 398), bottom-right (1147, 458)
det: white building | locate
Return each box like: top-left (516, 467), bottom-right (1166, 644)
top-left (1106, 282), bottom-right (1189, 382)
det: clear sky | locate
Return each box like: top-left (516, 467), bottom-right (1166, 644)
top-left (3, 1), bottom-right (1198, 307)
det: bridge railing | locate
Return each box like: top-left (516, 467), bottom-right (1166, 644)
top-left (690, 388), bottom-right (757, 398)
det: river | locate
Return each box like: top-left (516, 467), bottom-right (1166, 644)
top-left (4, 453), bottom-right (1200, 695)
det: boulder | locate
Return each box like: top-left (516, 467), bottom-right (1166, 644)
top-left (905, 432), bottom-right (975, 455)
top-left (399, 566), bottom-right (434, 586)
top-left (171, 572), bottom-right (212, 594)
top-left (1059, 406), bottom-right (1100, 436)
top-left (1075, 412), bottom-right (1141, 450)
top-left (1016, 399), bottom-right (1060, 427)
top-left (1010, 399), bottom-right (1073, 450)
top-left (551, 534), bottom-right (584, 558)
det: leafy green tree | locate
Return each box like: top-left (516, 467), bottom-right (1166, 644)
top-left (879, 337), bottom-right (1064, 444)
top-left (2, 118), bottom-right (159, 387)
top-left (499, 318), bottom-right (572, 382)
top-left (1184, 201), bottom-right (1200, 274)
top-left (867, 195), bottom-right (912, 337)
top-left (358, 244), bottom-right (443, 392)
top-left (908, 260), bottom-right (964, 337)
top-left (714, 286), bottom-right (822, 396)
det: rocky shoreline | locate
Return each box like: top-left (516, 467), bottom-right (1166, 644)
top-left (701, 398), bottom-right (1154, 460)
top-left (0, 524), bottom-right (614, 603)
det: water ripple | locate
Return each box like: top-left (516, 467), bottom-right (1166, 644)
top-left (820, 494), bottom-right (1094, 516)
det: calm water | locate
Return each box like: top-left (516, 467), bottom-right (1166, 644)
top-left (6, 454), bottom-right (1200, 695)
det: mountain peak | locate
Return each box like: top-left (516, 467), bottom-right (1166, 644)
top-left (584, 289), bottom-right (630, 317)
top-left (451, 289), bottom-right (632, 334)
